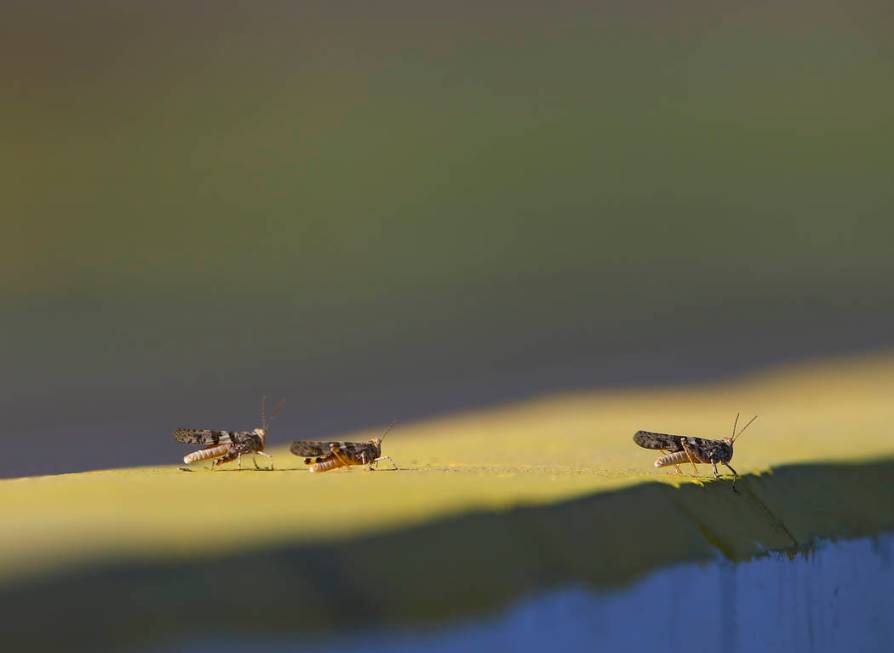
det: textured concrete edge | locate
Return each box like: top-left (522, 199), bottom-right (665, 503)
top-left (2, 458), bottom-right (893, 652)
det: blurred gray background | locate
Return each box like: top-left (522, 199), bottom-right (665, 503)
top-left (2, 0), bottom-right (893, 477)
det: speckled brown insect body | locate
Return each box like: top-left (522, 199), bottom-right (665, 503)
top-left (174, 397), bottom-right (284, 470)
top-left (290, 422), bottom-right (397, 473)
top-left (633, 414), bottom-right (757, 478)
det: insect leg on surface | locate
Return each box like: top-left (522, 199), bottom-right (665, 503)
top-left (679, 439), bottom-right (701, 476)
top-left (370, 455), bottom-right (399, 471)
top-left (253, 451), bottom-right (274, 471)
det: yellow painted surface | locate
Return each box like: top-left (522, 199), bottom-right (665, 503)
top-left (2, 351), bottom-right (893, 585)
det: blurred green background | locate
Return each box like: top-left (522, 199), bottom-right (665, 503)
top-left (2, 0), bottom-right (893, 476)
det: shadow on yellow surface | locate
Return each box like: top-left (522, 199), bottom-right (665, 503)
top-left (2, 459), bottom-right (893, 651)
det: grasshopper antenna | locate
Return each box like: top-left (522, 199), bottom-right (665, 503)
top-left (730, 413), bottom-right (740, 440)
top-left (378, 419), bottom-right (398, 442)
top-left (271, 398), bottom-right (285, 422)
top-left (262, 397), bottom-right (285, 431)
top-left (732, 415), bottom-right (758, 443)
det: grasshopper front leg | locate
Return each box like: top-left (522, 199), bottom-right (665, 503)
top-left (370, 456), bottom-right (398, 471)
top-left (253, 451), bottom-right (274, 471)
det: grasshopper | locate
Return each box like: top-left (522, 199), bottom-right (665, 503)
top-left (290, 421), bottom-right (397, 473)
top-left (174, 397), bottom-right (284, 470)
top-left (634, 414), bottom-right (757, 478)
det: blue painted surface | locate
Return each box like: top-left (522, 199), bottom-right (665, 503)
top-left (172, 534), bottom-right (893, 653)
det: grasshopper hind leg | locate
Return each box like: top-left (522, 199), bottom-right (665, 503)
top-left (680, 441), bottom-right (700, 476)
top-left (329, 444), bottom-right (353, 468)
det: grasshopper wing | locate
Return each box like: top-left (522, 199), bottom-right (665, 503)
top-left (290, 441), bottom-right (338, 458)
top-left (291, 440), bottom-right (373, 464)
top-left (633, 431), bottom-right (685, 452)
top-left (173, 428), bottom-right (235, 445)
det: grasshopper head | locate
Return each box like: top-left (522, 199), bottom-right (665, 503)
top-left (254, 427), bottom-right (267, 447)
top-left (369, 420), bottom-right (397, 459)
